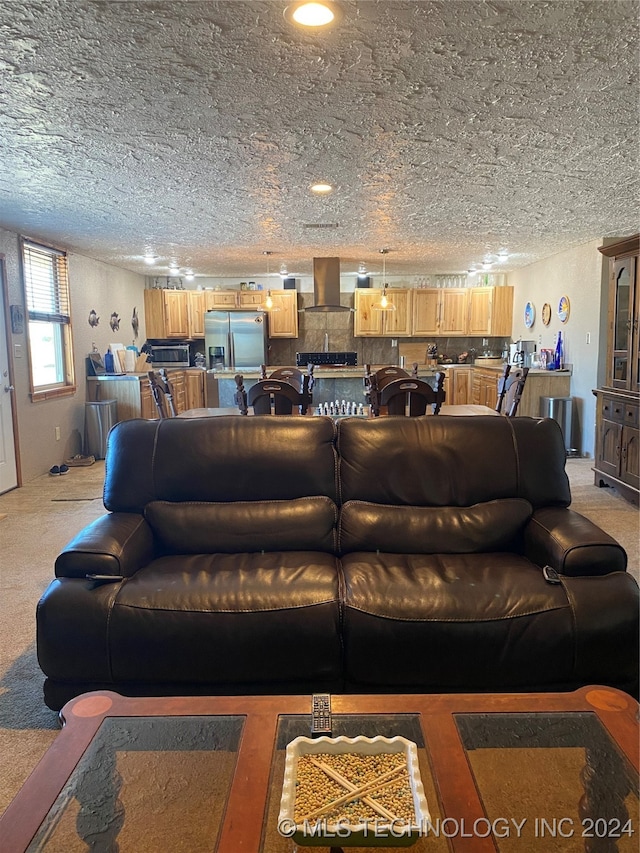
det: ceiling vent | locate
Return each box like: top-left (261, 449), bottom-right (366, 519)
top-left (302, 222), bottom-right (340, 229)
top-left (306, 257), bottom-right (352, 312)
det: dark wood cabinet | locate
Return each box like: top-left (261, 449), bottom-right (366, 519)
top-left (594, 236), bottom-right (640, 504)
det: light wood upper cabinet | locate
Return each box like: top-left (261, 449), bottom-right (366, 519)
top-left (187, 290), bottom-right (205, 338)
top-left (412, 289), bottom-right (467, 336)
top-left (440, 290), bottom-right (468, 335)
top-left (411, 289), bottom-right (440, 336)
top-left (144, 289), bottom-right (190, 339)
top-left (467, 286), bottom-right (513, 337)
top-left (266, 290), bottom-right (298, 338)
top-left (354, 290), bottom-right (383, 336)
top-left (354, 288), bottom-right (410, 337)
top-left (238, 291), bottom-right (264, 308)
top-left (206, 290), bottom-right (239, 309)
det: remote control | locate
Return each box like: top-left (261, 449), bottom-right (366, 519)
top-left (311, 693), bottom-right (332, 737)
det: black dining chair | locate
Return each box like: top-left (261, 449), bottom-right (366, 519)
top-left (379, 371), bottom-right (446, 416)
top-left (503, 367), bottom-right (529, 417)
top-left (247, 379), bottom-right (305, 415)
top-left (147, 370), bottom-right (176, 418)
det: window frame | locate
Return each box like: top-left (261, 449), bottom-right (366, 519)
top-left (20, 237), bottom-right (76, 401)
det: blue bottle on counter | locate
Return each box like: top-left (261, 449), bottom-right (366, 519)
top-left (553, 331), bottom-right (563, 370)
top-left (104, 350), bottom-right (114, 373)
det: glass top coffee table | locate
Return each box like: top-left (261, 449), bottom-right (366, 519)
top-left (0, 688), bottom-right (637, 852)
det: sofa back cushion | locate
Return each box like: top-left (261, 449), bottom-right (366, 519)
top-left (337, 416), bottom-right (570, 509)
top-left (339, 498), bottom-right (533, 554)
top-left (104, 416), bottom-right (339, 513)
top-left (145, 496), bottom-right (338, 554)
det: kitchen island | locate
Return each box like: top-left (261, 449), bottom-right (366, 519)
top-left (88, 364), bottom-right (571, 423)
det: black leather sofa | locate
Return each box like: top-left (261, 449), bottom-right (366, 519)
top-left (37, 415), bottom-right (639, 710)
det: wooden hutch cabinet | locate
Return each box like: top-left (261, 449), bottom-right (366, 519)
top-left (594, 235), bottom-right (639, 504)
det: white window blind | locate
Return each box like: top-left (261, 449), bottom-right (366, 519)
top-left (23, 241), bottom-right (71, 323)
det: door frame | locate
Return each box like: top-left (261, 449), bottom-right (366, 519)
top-left (0, 254), bottom-right (21, 489)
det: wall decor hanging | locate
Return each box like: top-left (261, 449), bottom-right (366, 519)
top-left (131, 306), bottom-right (139, 339)
top-left (109, 312), bottom-right (120, 332)
top-left (541, 302), bottom-right (552, 326)
top-left (10, 304), bottom-right (24, 334)
top-left (524, 301), bottom-right (535, 329)
top-left (557, 295), bottom-right (570, 323)
top-left (88, 309), bottom-right (99, 327)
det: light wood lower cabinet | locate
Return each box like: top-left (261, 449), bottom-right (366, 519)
top-left (89, 369), bottom-right (204, 421)
top-left (472, 367), bottom-right (499, 409)
top-left (441, 368), bottom-right (472, 405)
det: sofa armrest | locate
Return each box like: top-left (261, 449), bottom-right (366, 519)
top-left (524, 507), bottom-right (627, 576)
top-left (55, 513), bottom-right (155, 579)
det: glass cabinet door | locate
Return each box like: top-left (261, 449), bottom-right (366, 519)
top-left (611, 255), bottom-right (638, 390)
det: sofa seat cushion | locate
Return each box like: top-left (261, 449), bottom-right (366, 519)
top-left (341, 552), bottom-right (639, 692)
top-left (107, 552), bottom-right (342, 686)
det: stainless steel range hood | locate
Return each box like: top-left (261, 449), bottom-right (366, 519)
top-left (306, 257), bottom-right (352, 312)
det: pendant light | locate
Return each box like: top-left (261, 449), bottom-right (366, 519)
top-left (373, 249), bottom-right (396, 311)
top-left (262, 252), bottom-right (280, 312)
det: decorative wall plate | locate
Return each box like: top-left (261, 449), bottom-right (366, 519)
top-left (524, 301), bottom-right (535, 328)
top-left (558, 295), bottom-right (570, 323)
top-left (541, 302), bottom-right (552, 326)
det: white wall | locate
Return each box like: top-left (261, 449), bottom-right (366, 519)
top-left (508, 239), bottom-right (605, 457)
top-left (0, 227), bottom-right (146, 482)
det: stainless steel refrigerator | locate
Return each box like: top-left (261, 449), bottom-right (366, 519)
top-left (204, 310), bottom-right (268, 370)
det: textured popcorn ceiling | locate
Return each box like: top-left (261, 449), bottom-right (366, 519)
top-left (0, 0), bottom-right (638, 279)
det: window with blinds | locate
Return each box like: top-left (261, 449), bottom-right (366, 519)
top-left (21, 239), bottom-right (75, 398)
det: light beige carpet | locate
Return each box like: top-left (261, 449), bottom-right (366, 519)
top-left (0, 457), bottom-right (637, 823)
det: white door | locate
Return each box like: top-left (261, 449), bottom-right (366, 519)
top-left (0, 259), bottom-right (18, 494)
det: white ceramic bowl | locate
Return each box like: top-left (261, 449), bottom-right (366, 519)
top-left (277, 735), bottom-right (430, 847)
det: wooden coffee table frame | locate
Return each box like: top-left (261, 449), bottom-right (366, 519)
top-left (0, 686), bottom-right (637, 853)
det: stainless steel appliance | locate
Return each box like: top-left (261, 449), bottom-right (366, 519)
top-left (150, 344), bottom-right (190, 367)
top-left (296, 351), bottom-right (358, 366)
top-left (204, 311), bottom-right (268, 370)
top-left (509, 340), bottom-right (536, 368)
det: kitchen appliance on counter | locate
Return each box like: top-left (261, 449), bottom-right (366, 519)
top-left (296, 351), bottom-right (358, 367)
top-left (205, 310), bottom-right (268, 370)
top-left (149, 344), bottom-right (190, 368)
top-left (509, 340), bottom-right (536, 368)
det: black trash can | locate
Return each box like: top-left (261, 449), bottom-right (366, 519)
top-left (84, 400), bottom-right (118, 459)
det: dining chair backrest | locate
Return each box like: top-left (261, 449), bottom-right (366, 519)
top-left (147, 370), bottom-right (176, 419)
top-left (503, 367), bottom-right (529, 417)
top-left (364, 365), bottom-right (411, 416)
top-left (379, 371), bottom-right (446, 416)
top-left (247, 379), bottom-right (304, 415)
top-left (495, 363), bottom-right (512, 414)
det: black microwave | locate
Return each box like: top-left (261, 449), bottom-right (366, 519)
top-left (150, 344), bottom-right (190, 367)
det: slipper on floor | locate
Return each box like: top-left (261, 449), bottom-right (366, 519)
top-left (49, 466), bottom-right (61, 476)
top-left (59, 464), bottom-right (69, 475)
top-left (64, 454), bottom-right (95, 467)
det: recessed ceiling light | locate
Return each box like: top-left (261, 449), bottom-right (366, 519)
top-left (168, 264), bottom-right (180, 275)
top-left (285, 1), bottom-right (341, 28)
top-left (482, 260), bottom-right (493, 270)
top-left (144, 253), bottom-right (157, 265)
top-left (184, 270), bottom-right (195, 281)
top-left (310, 182), bottom-right (334, 194)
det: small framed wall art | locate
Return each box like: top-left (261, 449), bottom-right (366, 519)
top-left (541, 302), bottom-right (552, 326)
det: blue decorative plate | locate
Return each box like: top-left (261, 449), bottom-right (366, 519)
top-left (558, 295), bottom-right (570, 323)
top-left (524, 301), bottom-right (535, 328)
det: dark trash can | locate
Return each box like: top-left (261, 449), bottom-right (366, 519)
top-left (84, 400), bottom-right (118, 459)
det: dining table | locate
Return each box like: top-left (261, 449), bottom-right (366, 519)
top-left (177, 404), bottom-right (500, 418)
